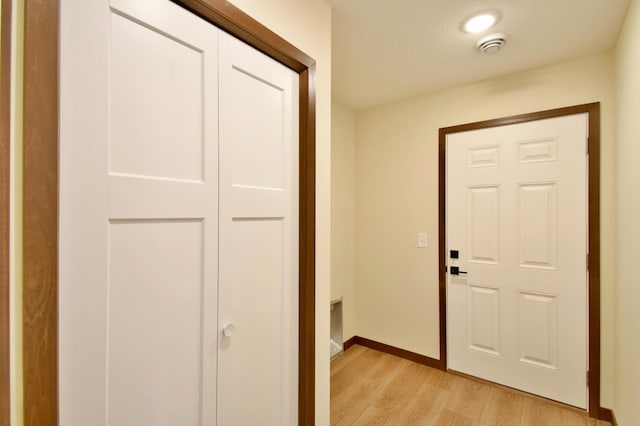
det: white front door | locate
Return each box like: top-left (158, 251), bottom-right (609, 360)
top-left (446, 114), bottom-right (588, 408)
top-left (59, 1), bottom-right (298, 424)
top-left (217, 32), bottom-right (299, 425)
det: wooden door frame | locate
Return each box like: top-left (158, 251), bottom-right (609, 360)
top-left (1, 0), bottom-right (12, 424)
top-left (438, 103), bottom-right (609, 420)
top-left (22, 0), bottom-right (317, 424)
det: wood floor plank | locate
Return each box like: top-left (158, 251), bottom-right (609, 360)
top-left (443, 374), bottom-right (491, 420)
top-left (330, 345), bottom-right (610, 426)
top-left (330, 344), bottom-right (366, 377)
top-left (353, 359), bottom-right (432, 425)
top-left (396, 382), bottom-right (451, 425)
top-left (435, 408), bottom-right (473, 426)
top-left (521, 398), bottom-right (563, 426)
top-left (477, 387), bottom-right (526, 425)
top-left (331, 349), bottom-right (405, 425)
top-left (561, 409), bottom-right (599, 425)
top-left (331, 346), bottom-right (385, 401)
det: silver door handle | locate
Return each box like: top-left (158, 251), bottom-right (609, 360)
top-left (223, 323), bottom-right (235, 337)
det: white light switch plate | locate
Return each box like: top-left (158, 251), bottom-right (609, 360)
top-left (417, 232), bottom-right (427, 248)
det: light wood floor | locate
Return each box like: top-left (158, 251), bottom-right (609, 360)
top-left (330, 345), bottom-right (610, 426)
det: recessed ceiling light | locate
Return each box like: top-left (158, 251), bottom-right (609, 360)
top-left (463, 12), bottom-right (498, 33)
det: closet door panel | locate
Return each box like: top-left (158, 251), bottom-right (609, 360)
top-left (59, 1), bottom-right (218, 424)
top-left (217, 31), bottom-right (299, 426)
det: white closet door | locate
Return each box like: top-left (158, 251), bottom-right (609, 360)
top-left (60, 1), bottom-right (218, 424)
top-left (217, 32), bottom-right (299, 426)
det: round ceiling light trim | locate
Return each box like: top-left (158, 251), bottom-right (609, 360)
top-left (476, 33), bottom-right (508, 54)
top-left (463, 11), bottom-right (499, 33)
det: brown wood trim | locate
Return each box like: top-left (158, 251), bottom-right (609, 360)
top-left (23, 0), bottom-right (60, 424)
top-left (351, 336), bottom-right (442, 370)
top-left (297, 66), bottom-right (316, 425)
top-left (343, 336), bottom-right (356, 352)
top-left (438, 122), bottom-right (447, 372)
top-left (23, 0), bottom-right (317, 425)
top-left (586, 104), bottom-right (602, 419)
top-left (0, 0), bottom-right (13, 423)
top-left (440, 104), bottom-right (598, 134)
top-left (599, 407), bottom-right (615, 425)
top-left (438, 103), bottom-right (602, 418)
top-left (171, 0), bottom-right (315, 72)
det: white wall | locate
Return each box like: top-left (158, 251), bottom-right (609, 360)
top-left (614, 0), bottom-right (640, 423)
top-left (355, 51), bottom-right (616, 408)
top-left (227, 1), bottom-right (332, 423)
top-left (331, 100), bottom-right (357, 342)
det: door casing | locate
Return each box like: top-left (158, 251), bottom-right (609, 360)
top-left (438, 103), bottom-right (604, 419)
top-left (21, 0), bottom-right (317, 424)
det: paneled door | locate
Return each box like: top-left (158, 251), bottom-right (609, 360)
top-left (59, 0), bottom-right (298, 424)
top-left (217, 32), bottom-right (299, 425)
top-left (60, 1), bottom-right (219, 424)
top-left (446, 114), bottom-right (588, 408)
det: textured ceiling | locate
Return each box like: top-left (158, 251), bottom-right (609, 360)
top-left (327, 0), bottom-right (629, 109)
